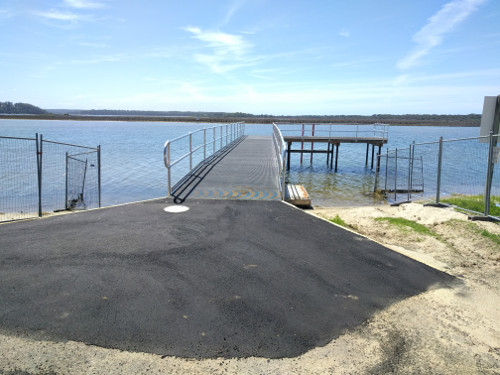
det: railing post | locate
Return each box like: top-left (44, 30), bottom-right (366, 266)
top-left (213, 127), bottom-right (216, 153)
top-left (97, 145), bottom-right (101, 207)
top-left (168, 144), bottom-right (172, 196)
top-left (220, 126), bottom-right (223, 149)
top-left (203, 128), bottom-right (207, 160)
top-left (436, 136), bottom-right (443, 204)
top-left (484, 131), bottom-right (495, 216)
top-left (189, 132), bottom-right (193, 171)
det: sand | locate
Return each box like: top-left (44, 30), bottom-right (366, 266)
top-left (1, 202), bottom-right (499, 374)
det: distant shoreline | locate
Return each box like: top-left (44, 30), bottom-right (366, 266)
top-left (0, 113), bottom-right (480, 127)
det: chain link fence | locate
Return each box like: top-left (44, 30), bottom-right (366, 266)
top-left (375, 133), bottom-right (500, 219)
top-left (0, 134), bottom-right (100, 222)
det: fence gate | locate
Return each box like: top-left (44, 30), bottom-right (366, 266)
top-left (0, 134), bottom-right (101, 222)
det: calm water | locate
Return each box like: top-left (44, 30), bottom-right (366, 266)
top-left (0, 119), bottom-right (481, 208)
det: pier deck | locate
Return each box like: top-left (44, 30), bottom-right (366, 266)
top-left (284, 135), bottom-right (388, 172)
top-left (172, 135), bottom-right (281, 202)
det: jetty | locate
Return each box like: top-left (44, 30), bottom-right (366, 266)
top-left (164, 122), bottom-right (389, 206)
top-left (0, 121), bottom-right (456, 363)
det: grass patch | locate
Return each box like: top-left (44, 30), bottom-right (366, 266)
top-left (440, 194), bottom-right (500, 217)
top-left (330, 215), bottom-right (348, 227)
top-left (444, 219), bottom-right (500, 250)
top-left (480, 229), bottom-right (500, 246)
top-left (374, 217), bottom-right (438, 237)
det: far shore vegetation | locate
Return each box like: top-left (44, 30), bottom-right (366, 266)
top-left (0, 101), bottom-right (481, 126)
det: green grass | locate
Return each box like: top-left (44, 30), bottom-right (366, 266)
top-left (374, 217), bottom-right (438, 238)
top-left (440, 194), bottom-right (500, 217)
top-left (479, 229), bottom-right (500, 246)
top-left (330, 215), bottom-right (348, 227)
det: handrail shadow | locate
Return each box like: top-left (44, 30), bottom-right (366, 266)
top-left (170, 136), bottom-right (247, 204)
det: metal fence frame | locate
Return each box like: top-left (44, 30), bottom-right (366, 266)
top-left (1, 134), bottom-right (101, 222)
top-left (375, 131), bottom-right (499, 219)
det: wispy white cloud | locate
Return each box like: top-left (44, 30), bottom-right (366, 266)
top-left (79, 41), bottom-right (107, 48)
top-left (63, 0), bottom-right (106, 9)
top-left (36, 9), bottom-right (88, 22)
top-left (0, 8), bottom-right (14, 18)
top-left (223, 0), bottom-right (246, 25)
top-left (397, 0), bottom-right (487, 71)
top-left (183, 26), bottom-right (257, 73)
top-left (338, 29), bottom-right (350, 38)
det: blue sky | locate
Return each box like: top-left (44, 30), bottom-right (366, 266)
top-left (1, 0), bottom-right (499, 115)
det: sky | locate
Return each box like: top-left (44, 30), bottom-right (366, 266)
top-left (1, 0), bottom-right (499, 115)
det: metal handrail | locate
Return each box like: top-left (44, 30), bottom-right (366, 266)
top-left (272, 123), bottom-right (287, 200)
top-left (163, 122), bottom-right (245, 196)
top-left (276, 123), bottom-right (389, 140)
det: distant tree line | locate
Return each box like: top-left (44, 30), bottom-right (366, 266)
top-left (1, 103), bottom-right (481, 126)
top-left (0, 101), bottom-right (47, 114)
top-left (47, 109), bottom-right (480, 126)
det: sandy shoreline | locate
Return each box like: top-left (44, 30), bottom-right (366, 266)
top-left (0, 202), bottom-right (499, 374)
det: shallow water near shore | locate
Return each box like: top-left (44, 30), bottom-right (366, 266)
top-left (0, 119), bottom-right (482, 209)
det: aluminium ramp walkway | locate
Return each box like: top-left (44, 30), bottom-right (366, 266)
top-left (172, 135), bottom-right (281, 202)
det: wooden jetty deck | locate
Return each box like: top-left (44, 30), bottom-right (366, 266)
top-left (282, 123), bottom-right (389, 172)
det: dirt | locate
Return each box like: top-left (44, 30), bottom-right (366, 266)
top-left (1, 202), bottom-right (499, 374)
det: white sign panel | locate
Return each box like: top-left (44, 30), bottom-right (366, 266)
top-left (480, 96), bottom-right (497, 142)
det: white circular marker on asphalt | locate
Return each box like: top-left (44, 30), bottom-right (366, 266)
top-left (163, 205), bottom-right (190, 213)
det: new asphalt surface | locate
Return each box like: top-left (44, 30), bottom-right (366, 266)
top-left (0, 199), bottom-right (455, 359)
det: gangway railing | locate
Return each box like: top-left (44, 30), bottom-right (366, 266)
top-left (163, 122), bottom-right (245, 196)
top-left (276, 123), bottom-right (389, 140)
top-left (272, 123), bottom-right (287, 200)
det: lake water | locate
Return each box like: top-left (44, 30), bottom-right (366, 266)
top-left (0, 119), bottom-right (484, 210)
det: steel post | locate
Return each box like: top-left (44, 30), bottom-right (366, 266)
top-left (97, 145), bottom-right (101, 207)
top-left (485, 131), bottom-right (495, 216)
top-left (65, 152), bottom-right (69, 209)
top-left (436, 137), bottom-right (443, 204)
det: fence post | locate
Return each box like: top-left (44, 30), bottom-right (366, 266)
top-left (484, 130), bottom-right (495, 216)
top-left (36, 133), bottom-right (43, 217)
top-left (407, 145), bottom-right (412, 201)
top-left (384, 151), bottom-right (389, 192)
top-left (97, 145), bottom-right (101, 207)
top-left (436, 136), bottom-right (443, 204)
top-left (394, 148), bottom-right (398, 201)
top-left (374, 154), bottom-right (380, 193)
top-left (65, 152), bottom-right (69, 209)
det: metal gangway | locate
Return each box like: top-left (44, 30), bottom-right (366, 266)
top-left (163, 122), bottom-right (287, 202)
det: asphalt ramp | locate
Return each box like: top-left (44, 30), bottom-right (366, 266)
top-left (0, 199), bottom-right (455, 358)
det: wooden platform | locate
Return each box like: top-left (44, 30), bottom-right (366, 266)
top-left (284, 135), bottom-right (388, 172)
top-left (285, 184), bottom-right (311, 208)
